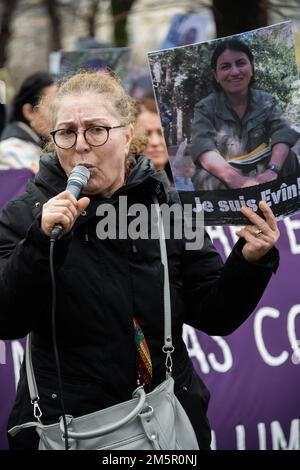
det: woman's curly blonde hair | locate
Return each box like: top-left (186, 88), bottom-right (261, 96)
top-left (40, 70), bottom-right (147, 170)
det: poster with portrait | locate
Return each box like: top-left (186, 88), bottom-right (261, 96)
top-left (160, 11), bottom-right (215, 49)
top-left (57, 47), bottom-right (132, 90)
top-left (148, 22), bottom-right (300, 225)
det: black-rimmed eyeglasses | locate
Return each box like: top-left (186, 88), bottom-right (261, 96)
top-left (50, 125), bottom-right (125, 149)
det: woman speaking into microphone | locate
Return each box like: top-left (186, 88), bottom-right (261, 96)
top-left (0, 71), bottom-right (280, 450)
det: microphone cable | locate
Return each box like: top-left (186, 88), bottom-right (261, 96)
top-left (47, 166), bottom-right (90, 449)
top-left (49, 238), bottom-right (69, 450)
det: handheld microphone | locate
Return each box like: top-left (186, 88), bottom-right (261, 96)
top-left (50, 165), bottom-right (91, 241)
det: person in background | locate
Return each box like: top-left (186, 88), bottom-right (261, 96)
top-left (129, 73), bottom-right (154, 100)
top-left (135, 98), bottom-right (169, 171)
top-left (0, 71), bottom-right (56, 173)
top-left (191, 39), bottom-right (300, 190)
top-left (179, 27), bottom-right (198, 46)
top-left (135, 98), bottom-right (196, 189)
top-left (0, 71), bottom-right (280, 450)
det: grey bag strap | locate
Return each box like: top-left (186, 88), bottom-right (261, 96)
top-left (26, 335), bottom-right (42, 421)
top-left (60, 387), bottom-right (146, 440)
top-left (25, 194), bottom-right (174, 413)
top-left (26, 335), bottom-right (38, 400)
top-left (8, 386), bottom-right (146, 438)
top-left (152, 195), bottom-right (174, 378)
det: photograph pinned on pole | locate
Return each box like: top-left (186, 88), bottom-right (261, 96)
top-left (52, 47), bottom-right (132, 91)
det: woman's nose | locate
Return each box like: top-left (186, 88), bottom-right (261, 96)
top-left (230, 65), bottom-right (240, 75)
top-left (75, 132), bottom-right (90, 152)
top-left (149, 131), bottom-right (162, 146)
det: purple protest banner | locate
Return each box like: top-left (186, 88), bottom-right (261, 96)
top-left (0, 340), bottom-right (26, 450)
top-left (0, 169), bottom-right (34, 449)
top-left (183, 217), bottom-right (300, 449)
top-left (0, 169), bottom-right (34, 211)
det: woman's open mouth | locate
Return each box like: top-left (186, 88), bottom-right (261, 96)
top-left (78, 163), bottom-right (95, 169)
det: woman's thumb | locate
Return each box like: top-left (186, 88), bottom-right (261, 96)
top-left (77, 197), bottom-right (90, 213)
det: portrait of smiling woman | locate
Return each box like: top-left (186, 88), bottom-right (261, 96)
top-left (0, 71), bottom-right (280, 450)
top-left (191, 39), bottom-right (300, 191)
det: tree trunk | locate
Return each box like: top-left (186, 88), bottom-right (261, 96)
top-left (212, 0), bottom-right (269, 38)
top-left (110, 0), bottom-right (136, 47)
top-left (0, 0), bottom-right (19, 68)
top-left (86, 0), bottom-right (100, 38)
top-left (44, 0), bottom-right (62, 51)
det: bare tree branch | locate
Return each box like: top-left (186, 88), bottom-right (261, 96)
top-left (43, 0), bottom-right (62, 51)
top-left (0, 0), bottom-right (19, 68)
top-left (85, 0), bottom-right (101, 38)
top-left (110, 0), bottom-right (136, 46)
top-left (94, 1), bottom-right (211, 29)
top-left (212, 0), bottom-right (269, 38)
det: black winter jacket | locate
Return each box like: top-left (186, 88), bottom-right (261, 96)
top-left (0, 154), bottom-right (279, 449)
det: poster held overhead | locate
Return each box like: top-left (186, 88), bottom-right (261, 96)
top-left (148, 22), bottom-right (300, 225)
